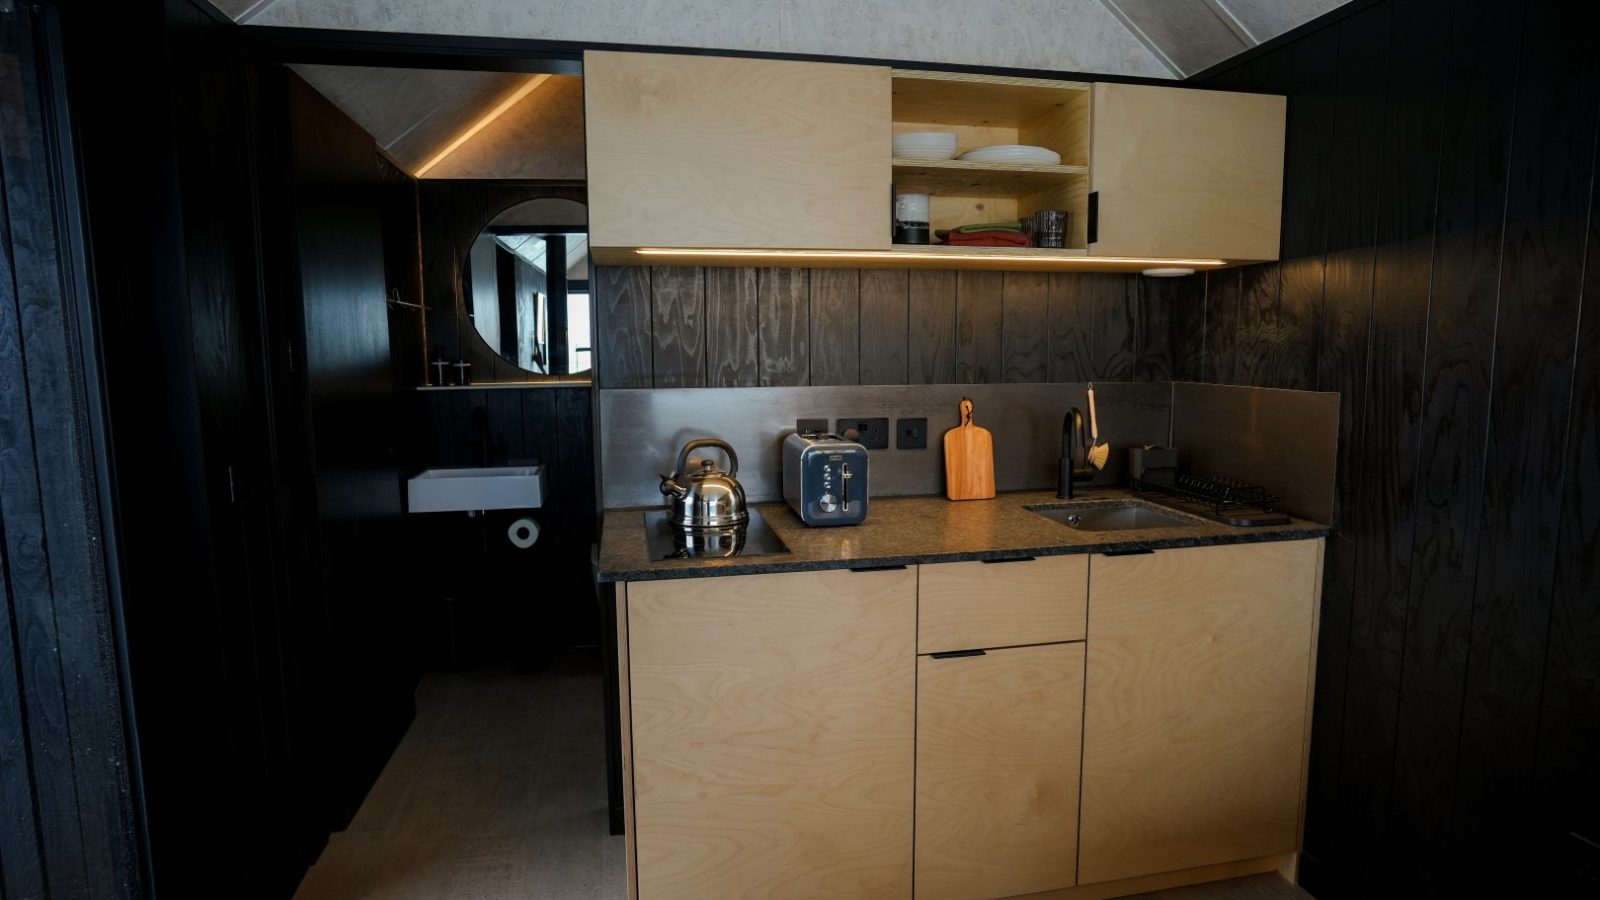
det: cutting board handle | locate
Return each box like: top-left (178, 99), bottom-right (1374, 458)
top-left (959, 398), bottom-right (974, 427)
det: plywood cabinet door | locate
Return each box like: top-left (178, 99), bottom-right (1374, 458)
top-left (915, 642), bottom-right (1085, 900)
top-left (585, 50), bottom-right (892, 253)
top-left (1079, 540), bottom-right (1321, 885)
top-left (1089, 82), bottom-right (1285, 261)
top-left (626, 568), bottom-right (916, 899)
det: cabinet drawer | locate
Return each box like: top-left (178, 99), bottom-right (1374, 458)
top-left (918, 555), bottom-right (1087, 654)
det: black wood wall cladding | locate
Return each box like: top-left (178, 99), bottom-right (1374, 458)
top-left (1193, 0), bottom-right (1600, 894)
top-left (0, 6), bottom-right (138, 898)
top-left (411, 386), bottom-right (599, 657)
top-left (595, 267), bottom-right (1175, 388)
top-left (273, 72), bottom-right (419, 833)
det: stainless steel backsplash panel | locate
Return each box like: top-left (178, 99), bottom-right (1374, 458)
top-left (599, 383), bottom-right (1172, 508)
top-left (1169, 382), bottom-right (1340, 524)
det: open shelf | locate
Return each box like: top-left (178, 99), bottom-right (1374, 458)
top-left (892, 70), bottom-right (1090, 126)
top-left (892, 69), bottom-right (1092, 251)
top-left (891, 158), bottom-right (1087, 197)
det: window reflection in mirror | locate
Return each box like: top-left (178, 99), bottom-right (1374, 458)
top-left (463, 198), bottom-right (590, 376)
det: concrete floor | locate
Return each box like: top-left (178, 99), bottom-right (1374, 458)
top-left (293, 650), bottom-right (1311, 900)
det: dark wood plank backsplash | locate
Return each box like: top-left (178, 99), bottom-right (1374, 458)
top-left (596, 265), bottom-right (1169, 387)
top-left (1191, 0), bottom-right (1600, 895)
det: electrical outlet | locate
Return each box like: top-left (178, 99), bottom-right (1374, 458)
top-left (836, 417), bottom-right (890, 450)
top-left (796, 417), bottom-right (829, 435)
top-left (897, 417), bottom-right (928, 450)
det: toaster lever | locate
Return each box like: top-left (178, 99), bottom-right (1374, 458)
top-left (840, 463), bottom-right (853, 509)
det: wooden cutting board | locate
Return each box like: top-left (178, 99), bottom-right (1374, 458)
top-left (944, 398), bottom-right (996, 500)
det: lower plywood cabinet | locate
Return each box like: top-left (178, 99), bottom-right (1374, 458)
top-left (616, 538), bottom-right (1323, 900)
top-left (624, 568), bottom-right (916, 900)
top-left (916, 642), bottom-right (1085, 900)
top-left (1077, 540), bottom-right (1322, 885)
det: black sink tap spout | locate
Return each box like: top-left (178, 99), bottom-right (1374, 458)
top-left (1058, 407), bottom-right (1094, 499)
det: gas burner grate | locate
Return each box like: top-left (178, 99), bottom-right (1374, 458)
top-left (1130, 472), bottom-right (1284, 517)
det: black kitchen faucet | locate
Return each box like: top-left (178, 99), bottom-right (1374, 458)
top-left (1058, 407), bottom-right (1094, 499)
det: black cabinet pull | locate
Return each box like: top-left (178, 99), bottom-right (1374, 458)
top-left (1103, 548), bottom-right (1155, 557)
top-left (930, 649), bottom-right (987, 659)
top-left (849, 564), bottom-right (907, 572)
top-left (981, 556), bottom-right (1036, 564)
top-left (1087, 191), bottom-right (1099, 245)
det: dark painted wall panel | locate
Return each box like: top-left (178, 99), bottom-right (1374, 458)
top-left (1192, 0), bottom-right (1600, 893)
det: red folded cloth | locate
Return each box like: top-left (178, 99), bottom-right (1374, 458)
top-left (945, 230), bottom-right (1032, 248)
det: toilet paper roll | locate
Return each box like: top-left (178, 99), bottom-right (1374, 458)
top-left (507, 517), bottom-right (540, 550)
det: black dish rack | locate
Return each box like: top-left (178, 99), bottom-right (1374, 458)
top-left (1130, 472), bottom-right (1291, 526)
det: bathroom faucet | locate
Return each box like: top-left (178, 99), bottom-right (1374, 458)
top-left (1058, 407), bottom-right (1094, 499)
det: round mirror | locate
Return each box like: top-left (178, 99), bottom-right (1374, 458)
top-left (463, 198), bottom-right (591, 375)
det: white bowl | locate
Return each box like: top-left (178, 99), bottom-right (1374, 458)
top-left (893, 131), bottom-right (958, 160)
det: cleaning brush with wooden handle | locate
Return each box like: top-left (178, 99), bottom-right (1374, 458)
top-left (1087, 383), bottom-right (1110, 470)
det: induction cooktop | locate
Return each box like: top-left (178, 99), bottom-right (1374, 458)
top-left (641, 507), bottom-right (792, 561)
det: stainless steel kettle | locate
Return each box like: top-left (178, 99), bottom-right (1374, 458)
top-left (658, 438), bottom-right (749, 528)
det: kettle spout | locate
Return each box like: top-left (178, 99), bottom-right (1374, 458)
top-left (659, 474), bottom-right (688, 499)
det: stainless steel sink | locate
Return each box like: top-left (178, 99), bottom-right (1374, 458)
top-left (1027, 501), bottom-right (1201, 532)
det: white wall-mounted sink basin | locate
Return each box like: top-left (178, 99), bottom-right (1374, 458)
top-left (407, 465), bottom-right (547, 513)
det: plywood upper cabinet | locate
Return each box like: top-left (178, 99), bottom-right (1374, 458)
top-left (1078, 540), bottom-right (1321, 885)
top-left (1090, 83), bottom-right (1286, 262)
top-left (625, 568), bottom-right (916, 899)
top-left (916, 642), bottom-right (1084, 900)
top-left (585, 50), bottom-right (892, 255)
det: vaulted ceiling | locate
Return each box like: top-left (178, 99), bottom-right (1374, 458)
top-left (214, 0), bottom-right (1351, 178)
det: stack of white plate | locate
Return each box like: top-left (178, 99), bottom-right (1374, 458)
top-left (893, 131), bottom-right (959, 160)
top-left (959, 144), bottom-right (1062, 165)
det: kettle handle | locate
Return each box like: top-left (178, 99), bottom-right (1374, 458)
top-left (674, 438), bottom-right (739, 478)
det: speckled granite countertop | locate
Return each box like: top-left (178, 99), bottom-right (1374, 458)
top-left (598, 488), bottom-right (1329, 583)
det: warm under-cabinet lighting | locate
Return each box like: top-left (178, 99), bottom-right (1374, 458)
top-left (634, 248), bottom-right (1228, 267)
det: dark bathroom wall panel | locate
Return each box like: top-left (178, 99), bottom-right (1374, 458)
top-left (1000, 273), bottom-right (1049, 383)
top-left (908, 270), bottom-right (958, 384)
top-left (415, 180), bottom-right (586, 384)
top-left (649, 266), bottom-right (705, 388)
top-left (809, 268), bottom-right (861, 386)
top-left (859, 270), bottom-right (910, 385)
top-left (758, 268), bottom-right (810, 386)
top-left (954, 271), bottom-right (1003, 384)
top-left (705, 267), bottom-right (759, 387)
top-left (595, 265), bottom-right (653, 388)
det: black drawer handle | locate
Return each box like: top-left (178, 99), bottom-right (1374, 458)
top-left (981, 556), bottom-right (1036, 564)
top-left (849, 564), bottom-right (907, 572)
top-left (930, 649), bottom-right (987, 659)
top-left (1103, 548), bottom-right (1155, 557)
